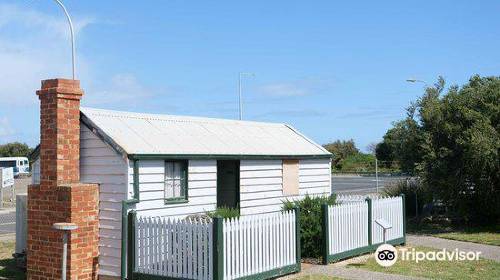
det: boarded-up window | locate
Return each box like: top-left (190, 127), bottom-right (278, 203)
top-left (282, 159), bottom-right (299, 195)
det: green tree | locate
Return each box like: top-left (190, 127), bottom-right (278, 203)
top-left (322, 139), bottom-right (359, 170)
top-left (375, 119), bottom-right (423, 173)
top-left (0, 142), bottom-right (34, 158)
top-left (379, 75), bottom-right (500, 224)
top-left (340, 153), bottom-right (376, 172)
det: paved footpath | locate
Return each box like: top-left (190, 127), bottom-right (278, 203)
top-left (407, 234), bottom-right (500, 262)
top-left (303, 265), bottom-right (430, 280)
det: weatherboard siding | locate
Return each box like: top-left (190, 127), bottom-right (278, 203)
top-left (31, 159), bottom-right (40, 184)
top-left (239, 159), bottom-right (331, 215)
top-left (80, 125), bottom-right (128, 277)
top-left (128, 159), bottom-right (217, 218)
top-left (299, 158), bottom-right (332, 197)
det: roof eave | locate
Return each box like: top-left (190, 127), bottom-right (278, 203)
top-left (128, 153), bottom-right (332, 160)
top-left (80, 112), bottom-right (129, 160)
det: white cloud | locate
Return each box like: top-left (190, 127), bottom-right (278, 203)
top-left (0, 117), bottom-right (15, 137)
top-left (0, 3), bottom-right (97, 106)
top-left (258, 77), bottom-right (336, 98)
top-left (0, 3), bottom-right (153, 145)
top-left (255, 109), bottom-right (325, 118)
top-left (84, 73), bottom-right (155, 105)
top-left (0, 4), bottom-right (97, 38)
top-left (259, 83), bottom-right (312, 97)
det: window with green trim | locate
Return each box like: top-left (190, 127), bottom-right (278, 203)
top-left (164, 161), bottom-right (187, 201)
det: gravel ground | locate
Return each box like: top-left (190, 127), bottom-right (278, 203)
top-left (406, 234), bottom-right (500, 262)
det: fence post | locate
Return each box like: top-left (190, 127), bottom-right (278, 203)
top-left (321, 203), bottom-right (329, 265)
top-left (127, 210), bottom-right (137, 279)
top-left (365, 197), bottom-right (373, 250)
top-left (293, 205), bottom-right (301, 272)
top-left (401, 194), bottom-right (406, 245)
top-left (213, 216), bottom-right (224, 280)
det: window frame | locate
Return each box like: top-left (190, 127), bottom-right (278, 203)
top-left (163, 160), bottom-right (189, 204)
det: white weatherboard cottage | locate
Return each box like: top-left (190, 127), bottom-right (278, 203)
top-left (32, 107), bottom-right (332, 277)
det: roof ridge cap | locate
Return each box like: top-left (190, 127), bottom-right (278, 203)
top-left (81, 107), bottom-right (285, 126)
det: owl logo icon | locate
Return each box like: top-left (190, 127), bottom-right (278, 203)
top-left (375, 244), bottom-right (398, 267)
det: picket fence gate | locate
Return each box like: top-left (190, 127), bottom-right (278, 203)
top-left (322, 195), bottom-right (406, 264)
top-left (335, 194), bottom-right (377, 204)
top-left (126, 207), bottom-right (301, 280)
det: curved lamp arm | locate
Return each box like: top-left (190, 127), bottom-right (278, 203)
top-left (36, 0), bottom-right (76, 79)
top-left (406, 78), bottom-right (429, 86)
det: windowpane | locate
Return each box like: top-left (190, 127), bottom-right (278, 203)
top-left (164, 161), bottom-right (187, 201)
top-left (165, 181), bottom-right (173, 199)
top-left (174, 163), bottom-right (181, 179)
top-left (166, 162), bottom-right (174, 180)
top-left (174, 180), bottom-right (181, 197)
top-left (0, 161), bottom-right (16, 168)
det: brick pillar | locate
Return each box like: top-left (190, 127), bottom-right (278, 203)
top-left (28, 79), bottom-right (99, 280)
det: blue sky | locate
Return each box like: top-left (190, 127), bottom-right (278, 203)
top-left (0, 0), bottom-right (499, 151)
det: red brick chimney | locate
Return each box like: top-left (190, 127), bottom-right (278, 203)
top-left (28, 79), bottom-right (99, 280)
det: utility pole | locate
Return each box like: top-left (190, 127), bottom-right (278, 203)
top-left (238, 72), bottom-right (255, 120)
top-left (375, 158), bottom-right (379, 195)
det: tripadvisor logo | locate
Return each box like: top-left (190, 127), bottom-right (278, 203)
top-left (375, 244), bottom-right (482, 267)
top-left (375, 244), bottom-right (398, 267)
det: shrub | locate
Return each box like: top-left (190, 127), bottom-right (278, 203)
top-left (384, 178), bottom-right (426, 217)
top-left (339, 153), bottom-right (375, 172)
top-left (205, 207), bottom-right (240, 219)
top-left (283, 194), bottom-right (337, 259)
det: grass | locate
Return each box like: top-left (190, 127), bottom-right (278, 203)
top-left (433, 229), bottom-right (500, 247)
top-left (346, 246), bottom-right (500, 280)
top-left (0, 242), bottom-right (25, 280)
top-left (408, 221), bottom-right (500, 246)
top-left (292, 275), bottom-right (347, 280)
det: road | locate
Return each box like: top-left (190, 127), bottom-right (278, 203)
top-left (332, 176), bottom-right (406, 196)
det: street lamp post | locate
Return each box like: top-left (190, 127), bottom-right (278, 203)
top-left (375, 158), bottom-right (379, 195)
top-left (33, 0), bottom-right (76, 79)
top-left (238, 72), bottom-right (255, 121)
top-left (406, 78), bottom-right (430, 87)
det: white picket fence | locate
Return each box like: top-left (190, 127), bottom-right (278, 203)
top-left (132, 210), bottom-right (299, 280)
top-left (223, 210), bottom-right (297, 280)
top-left (335, 194), bottom-right (376, 204)
top-left (327, 202), bottom-right (369, 255)
top-left (135, 216), bottom-right (213, 280)
top-left (324, 195), bottom-right (405, 263)
top-left (372, 196), bottom-right (404, 244)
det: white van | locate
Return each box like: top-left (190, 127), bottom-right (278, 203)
top-left (0, 157), bottom-right (29, 178)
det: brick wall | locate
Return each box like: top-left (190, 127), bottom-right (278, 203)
top-left (28, 79), bottom-right (99, 280)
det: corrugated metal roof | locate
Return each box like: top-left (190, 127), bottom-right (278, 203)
top-left (80, 107), bottom-right (331, 157)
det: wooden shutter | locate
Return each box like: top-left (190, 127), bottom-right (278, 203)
top-left (282, 159), bottom-right (299, 195)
